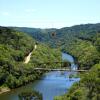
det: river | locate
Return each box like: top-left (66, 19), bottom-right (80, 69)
top-left (0, 53), bottom-right (80, 100)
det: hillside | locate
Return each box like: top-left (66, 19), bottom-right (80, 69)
top-left (10, 23), bottom-right (100, 45)
top-left (9, 24), bottom-right (100, 100)
top-left (10, 23), bottom-right (100, 69)
top-left (0, 26), bottom-right (61, 89)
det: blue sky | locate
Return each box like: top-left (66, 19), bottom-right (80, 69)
top-left (0, 0), bottom-right (100, 28)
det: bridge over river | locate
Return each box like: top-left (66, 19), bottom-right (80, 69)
top-left (33, 67), bottom-right (87, 72)
top-left (33, 61), bottom-right (88, 72)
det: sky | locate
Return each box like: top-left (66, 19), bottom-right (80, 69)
top-left (0, 0), bottom-right (100, 28)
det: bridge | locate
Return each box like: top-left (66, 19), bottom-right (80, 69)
top-left (33, 61), bottom-right (88, 72)
top-left (33, 68), bottom-right (87, 72)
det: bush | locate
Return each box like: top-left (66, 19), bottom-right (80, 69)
top-left (18, 89), bottom-right (43, 100)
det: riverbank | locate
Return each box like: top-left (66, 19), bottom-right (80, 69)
top-left (0, 71), bottom-right (44, 95)
top-left (0, 87), bottom-right (10, 94)
top-left (0, 71), bottom-right (80, 100)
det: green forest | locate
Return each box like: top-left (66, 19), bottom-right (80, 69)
top-left (0, 23), bottom-right (100, 100)
top-left (0, 26), bottom-right (61, 89)
top-left (11, 23), bottom-right (100, 69)
top-left (10, 23), bottom-right (100, 100)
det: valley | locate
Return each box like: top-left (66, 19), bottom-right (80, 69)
top-left (0, 23), bottom-right (100, 100)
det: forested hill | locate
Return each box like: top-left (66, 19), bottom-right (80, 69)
top-left (10, 27), bottom-right (57, 43)
top-left (0, 26), bottom-right (35, 63)
top-left (10, 23), bottom-right (100, 69)
top-left (10, 23), bottom-right (100, 45)
top-left (0, 26), bottom-right (61, 89)
top-left (7, 24), bottom-right (100, 100)
top-left (1, 24), bottom-right (100, 99)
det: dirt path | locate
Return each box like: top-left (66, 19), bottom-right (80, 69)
top-left (24, 44), bottom-right (37, 64)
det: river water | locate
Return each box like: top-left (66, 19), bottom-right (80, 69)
top-left (0, 53), bottom-right (80, 100)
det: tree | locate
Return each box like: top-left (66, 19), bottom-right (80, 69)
top-left (18, 89), bottom-right (43, 100)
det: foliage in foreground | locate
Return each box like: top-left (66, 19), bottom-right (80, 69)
top-left (18, 89), bottom-right (43, 100)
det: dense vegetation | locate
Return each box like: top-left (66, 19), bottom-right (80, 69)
top-left (0, 23), bottom-right (99, 99)
top-left (11, 23), bottom-right (100, 69)
top-left (62, 33), bottom-right (100, 69)
top-left (10, 23), bottom-right (100, 48)
top-left (10, 23), bottom-right (100, 100)
top-left (30, 44), bottom-right (61, 68)
top-left (18, 89), bottom-right (43, 100)
top-left (54, 63), bottom-right (100, 100)
top-left (0, 26), bottom-right (61, 89)
top-left (54, 26), bottom-right (100, 100)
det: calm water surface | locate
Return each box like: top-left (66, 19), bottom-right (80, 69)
top-left (0, 53), bottom-right (80, 100)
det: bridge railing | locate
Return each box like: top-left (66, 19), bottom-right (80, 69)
top-left (32, 61), bottom-right (88, 72)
